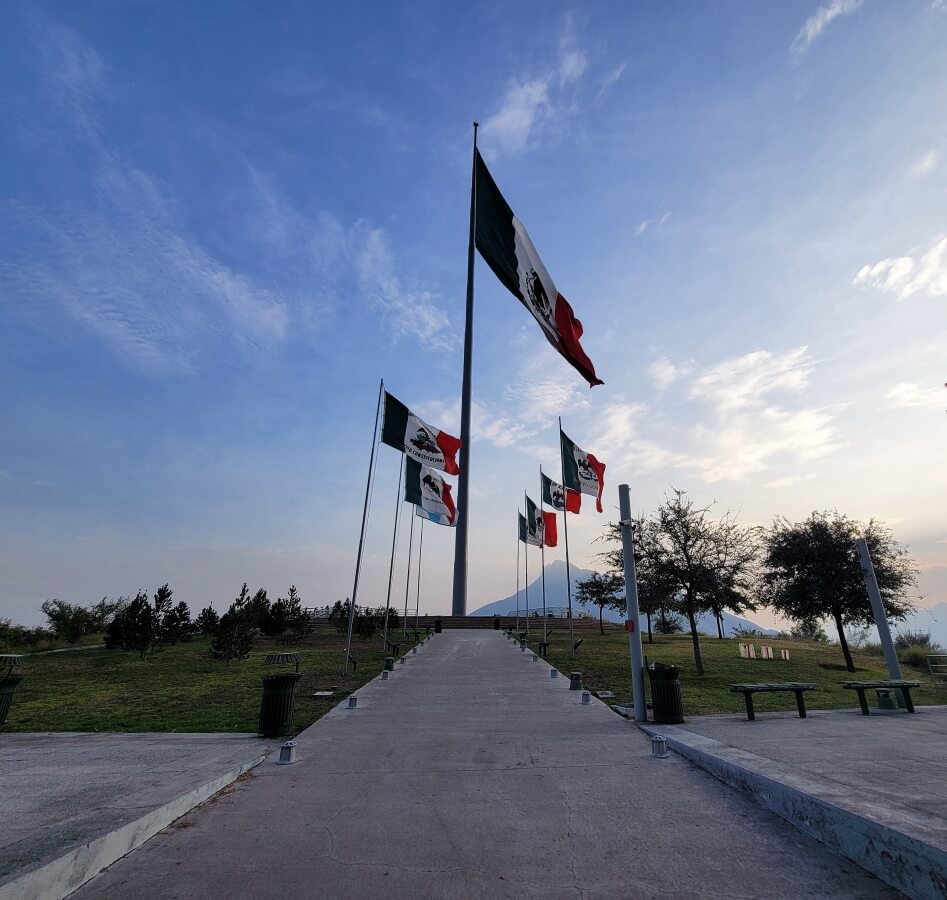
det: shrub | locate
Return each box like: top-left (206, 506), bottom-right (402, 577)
top-left (894, 630), bottom-right (940, 651)
top-left (195, 606), bottom-right (220, 636)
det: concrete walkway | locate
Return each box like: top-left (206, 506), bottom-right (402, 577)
top-left (74, 631), bottom-right (897, 899)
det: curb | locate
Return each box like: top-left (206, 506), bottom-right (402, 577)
top-left (638, 722), bottom-right (947, 899)
top-left (0, 752), bottom-right (268, 900)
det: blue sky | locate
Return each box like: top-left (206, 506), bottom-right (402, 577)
top-left (2, 1), bottom-right (946, 628)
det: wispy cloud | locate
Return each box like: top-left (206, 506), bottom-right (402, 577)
top-left (884, 382), bottom-right (946, 410)
top-left (647, 356), bottom-right (692, 390)
top-left (791, 0), bottom-right (862, 61)
top-left (909, 149), bottom-right (939, 178)
top-left (854, 235), bottom-right (947, 301)
top-left (481, 16), bottom-right (590, 157)
top-left (690, 346), bottom-right (814, 410)
top-left (634, 212), bottom-right (671, 238)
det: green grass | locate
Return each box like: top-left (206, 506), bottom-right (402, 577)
top-left (3, 626), bottom-right (423, 733)
top-left (532, 627), bottom-right (947, 716)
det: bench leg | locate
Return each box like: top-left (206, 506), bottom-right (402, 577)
top-left (794, 691), bottom-right (807, 718)
top-left (855, 688), bottom-right (870, 716)
top-left (901, 688), bottom-right (915, 713)
top-left (744, 693), bottom-right (755, 721)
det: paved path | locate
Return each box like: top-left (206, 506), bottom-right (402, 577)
top-left (1, 733), bottom-right (270, 895)
top-left (75, 632), bottom-right (897, 899)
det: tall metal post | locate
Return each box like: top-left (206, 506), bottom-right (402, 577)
top-left (415, 517), bottom-right (424, 636)
top-left (343, 379), bottom-right (384, 675)
top-left (539, 469), bottom-right (547, 642)
top-left (619, 484), bottom-right (647, 721)
top-left (558, 417), bottom-right (576, 659)
top-left (381, 464), bottom-right (404, 649)
top-left (451, 122), bottom-right (479, 616)
top-left (516, 515), bottom-right (521, 633)
top-left (403, 511), bottom-right (415, 639)
top-left (855, 538), bottom-right (903, 681)
top-left (524, 513), bottom-right (530, 635)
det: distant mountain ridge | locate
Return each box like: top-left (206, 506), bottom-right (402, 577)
top-left (470, 560), bottom-right (778, 637)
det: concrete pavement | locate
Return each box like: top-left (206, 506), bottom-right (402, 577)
top-left (70, 630), bottom-right (898, 899)
top-left (0, 733), bottom-right (272, 899)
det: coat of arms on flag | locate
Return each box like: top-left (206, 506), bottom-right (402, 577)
top-left (382, 392), bottom-right (461, 475)
top-left (560, 430), bottom-right (606, 513)
top-left (404, 458), bottom-right (456, 525)
top-left (541, 472), bottom-right (581, 514)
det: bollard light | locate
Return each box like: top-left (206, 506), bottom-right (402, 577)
top-left (278, 740), bottom-right (297, 765)
top-left (399, 657), bottom-right (406, 665)
top-left (550, 669), bottom-right (558, 679)
top-left (413, 647), bottom-right (418, 654)
top-left (381, 670), bottom-right (390, 680)
top-left (531, 654), bottom-right (538, 662)
top-left (347, 696), bottom-right (359, 709)
top-left (520, 644), bottom-right (525, 652)
top-left (581, 690), bottom-right (591, 705)
top-left (651, 735), bottom-right (668, 759)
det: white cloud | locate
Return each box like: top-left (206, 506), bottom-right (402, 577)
top-left (909, 149), bottom-right (939, 178)
top-left (854, 236), bottom-right (947, 301)
top-left (596, 62), bottom-right (628, 102)
top-left (765, 474), bottom-right (817, 488)
top-left (481, 17), bottom-right (590, 157)
top-left (634, 212), bottom-right (671, 238)
top-left (884, 382), bottom-right (946, 410)
top-left (647, 356), bottom-right (691, 390)
top-left (791, 0), bottom-right (862, 61)
top-left (690, 346), bottom-right (814, 410)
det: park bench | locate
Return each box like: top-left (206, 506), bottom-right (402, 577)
top-left (841, 680), bottom-right (921, 715)
top-left (728, 682), bottom-right (818, 721)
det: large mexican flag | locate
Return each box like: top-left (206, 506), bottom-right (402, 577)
top-left (404, 458), bottom-right (456, 525)
top-left (560, 430), bottom-right (606, 513)
top-left (382, 391), bottom-right (461, 475)
top-left (474, 150), bottom-right (603, 388)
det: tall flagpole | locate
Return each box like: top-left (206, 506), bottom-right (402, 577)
top-left (415, 517), bottom-right (424, 636)
top-left (515, 513), bottom-right (521, 633)
top-left (524, 490), bottom-right (530, 635)
top-left (382, 464), bottom-right (404, 649)
top-left (451, 121), bottom-right (479, 617)
top-left (539, 467), bottom-right (547, 643)
top-left (558, 416), bottom-right (576, 661)
top-left (403, 511), bottom-right (415, 639)
top-left (343, 379), bottom-right (384, 675)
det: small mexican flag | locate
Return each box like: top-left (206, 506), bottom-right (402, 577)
top-left (541, 472), bottom-right (581, 514)
top-left (560, 430), bottom-right (606, 513)
top-left (474, 150), bottom-right (603, 388)
top-left (526, 495), bottom-right (558, 548)
top-left (382, 391), bottom-right (461, 475)
top-left (404, 458), bottom-right (456, 525)
top-left (518, 512), bottom-right (541, 547)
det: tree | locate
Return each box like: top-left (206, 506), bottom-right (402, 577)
top-left (263, 586), bottom-right (312, 643)
top-left (328, 599), bottom-right (350, 634)
top-left (41, 600), bottom-right (93, 643)
top-left (762, 511), bottom-right (916, 672)
top-left (162, 601), bottom-right (193, 644)
top-left (195, 606), bottom-right (220, 636)
top-left (104, 584), bottom-right (185, 657)
top-left (243, 588), bottom-right (271, 630)
top-left (575, 572), bottom-right (625, 634)
top-left (210, 606), bottom-right (255, 665)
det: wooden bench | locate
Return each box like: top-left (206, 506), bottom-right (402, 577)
top-left (728, 682), bottom-right (818, 721)
top-left (841, 680), bottom-right (921, 715)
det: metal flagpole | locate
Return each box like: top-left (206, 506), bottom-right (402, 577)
top-left (451, 121), bottom-right (479, 617)
top-left (415, 517), bottom-right (424, 637)
top-left (382, 464), bottom-right (404, 650)
top-left (539, 467), bottom-right (547, 643)
top-left (524, 491), bottom-right (530, 635)
top-left (515, 513), bottom-right (521, 633)
top-left (344, 378), bottom-right (384, 675)
top-left (403, 510), bottom-right (415, 638)
top-left (619, 484), bottom-right (646, 721)
top-left (558, 417), bottom-right (576, 660)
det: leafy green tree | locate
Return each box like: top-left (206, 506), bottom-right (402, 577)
top-left (41, 599), bottom-right (93, 643)
top-left (243, 588), bottom-right (271, 630)
top-left (210, 605), bottom-right (255, 665)
top-left (195, 606), bottom-right (220, 636)
top-left (762, 511), bottom-right (916, 672)
top-left (328, 599), bottom-right (350, 634)
top-left (162, 601), bottom-right (193, 644)
top-left (575, 572), bottom-right (625, 634)
top-left (105, 590), bottom-right (155, 657)
top-left (283, 586), bottom-right (313, 643)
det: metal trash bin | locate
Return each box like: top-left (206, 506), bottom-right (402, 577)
top-left (434, 619), bottom-right (442, 634)
top-left (258, 652), bottom-right (302, 738)
top-left (0, 655), bottom-right (24, 729)
top-left (648, 663), bottom-right (684, 724)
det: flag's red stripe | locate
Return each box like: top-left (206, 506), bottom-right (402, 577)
top-left (587, 453), bottom-right (606, 513)
top-left (442, 480), bottom-right (457, 524)
top-left (436, 430), bottom-right (461, 476)
top-left (554, 292), bottom-right (603, 387)
top-left (542, 510), bottom-right (558, 548)
top-left (565, 488), bottom-right (582, 514)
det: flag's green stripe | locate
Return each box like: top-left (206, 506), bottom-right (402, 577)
top-left (560, 431), bottom-right (581, 492)
top-left (474, 151), bottom-right (520, 301)
top-left (381, 392), bottom-right (410, 451)
top-left (541, 473), bottom-right (553, 506)
top-left (403, 457), bottom-right (423, 506)
top-left (518, 513), bottom-right (528, 543)
top-left (526, 495), bottom-right (538, 532)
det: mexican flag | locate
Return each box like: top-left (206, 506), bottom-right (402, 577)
top-left (416, 506), bottom-right (455, 527)
top-left (541, 472), bottom-right (581, 514)
top-left (560, 430), bottom-right (606, 513)
top-left (518, 512), bottom-right (541, 547)
top-left (526, 495), bottom-right (558, 548)
top-left (404, 458), bottom-right (456, 525)
top-left (382, 391), bottom-right (461, 475)
top-left (474, 151), bottom-right (603, 388)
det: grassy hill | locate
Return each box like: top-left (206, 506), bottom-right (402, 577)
top-left (532, 627), bottom-right (947, 716)
top-left (2, 625), bottom-right (421, 733)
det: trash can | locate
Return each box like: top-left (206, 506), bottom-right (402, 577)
top-left (493, 615), bottom-right (501, 630)
top-left (648, 662), bottom-right (684, 724)
top-left (258, 652), bottom-right (302, 738)
top-left (434, 619), bottom-right (442, 634)
top-left (0, 655), bottom-right (23, 729)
